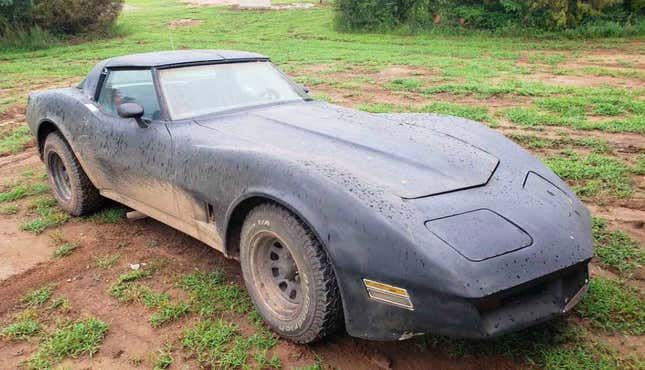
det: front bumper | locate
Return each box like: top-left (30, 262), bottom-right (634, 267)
top-left (343, 261), bottom-right (589, 341)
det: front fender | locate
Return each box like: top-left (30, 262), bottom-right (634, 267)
top-left (210, 156), bottom-right (466, 339)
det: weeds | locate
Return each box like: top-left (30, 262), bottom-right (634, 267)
top-left (182, 319), bottom-right (238, 367)
top-left (0, 204), bottom-right (18, 215)
top-left (178, 270), bottom-right (251, 315)
top-left (48, 297), bottom-right (71, 311)
top-left (154, 345), bottom-right (173, 370)
top-left (255, 349), bottom-right (282, 369)
top-left (21, 286), bottom-right (53, 307)
top-left (418, 102), bottom-right (494, 123)
top-left (181, 314), bottom-right (280, 368)
top-left (1, 318), bottom-right (40, 341)
top-left (507, 133), bottom-right (609, 153)
top-left (0, 25), bottom-right (58, 51)
top-left (0, 183), bottom-right (49, 203)
top-left (86, 206), bottom-right (124, 223)
top-left (295, 359), bottom-right (324, 370)
top-left (385, 78), bottom-right (421, 91)
top-left (53, 241), bottom-right (80, 258)
top-left (576, 277), bottom-right (644, 335)
top-left (0, 126), bottom-right (32, 156)
top-left (544, 151), bottom-right (634, 199)
top-left (358, 101), bottom-right (494, 123)
top-left (416, 320), bottom-right (639, 369)
top-left (108, 269), bottom-right (153, 300)
top-left (592, 218), bottom-right (643, 274)
top-left (94, 253), bottom-right (120, 269)
top-left (150, 302), bottom-right (190, 327)
top-left (505, 106), bottom-right (645, 133)
top-left (23, 317), bottom-right (108, 370)
top-left (20, 196), bottom-right (69, 233)
top-left (139, 287), bottom-right (171, 309)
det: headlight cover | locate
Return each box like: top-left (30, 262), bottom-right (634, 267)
top-left (425, 209), bottom-right (532, 262)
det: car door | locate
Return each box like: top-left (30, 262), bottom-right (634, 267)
top-left (88, 68), bottom-right (177, 216)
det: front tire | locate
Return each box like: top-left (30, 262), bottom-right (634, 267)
top-left (240, 204), bottom-right (342, 343)
top-left (43, 132), bottom-right (103, 216)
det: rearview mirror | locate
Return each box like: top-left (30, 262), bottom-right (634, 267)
top-left (117, 103), bottom-right (147, 128)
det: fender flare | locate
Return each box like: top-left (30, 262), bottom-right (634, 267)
top-left (223, 190), bottom-right (333, 265)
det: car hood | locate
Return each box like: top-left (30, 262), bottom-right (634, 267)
top-left (195, 101), bottom-right (499, 199)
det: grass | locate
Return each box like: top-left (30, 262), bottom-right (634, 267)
top-left (21, 286), bottom-right (53, 307)
top-left (0, 204), bottom-right (19, 215)
top-left (385, 78), bottom-right (422, 91)
top-left (108, 268), bottom-right (188, 328)
top-left (358, 101), bottom-right (495, 124)
top-left (0, 126), bottom-right (33, 156)
top-left (85, 206), bottom-right (125, 224)
top-left (149, 302), bottom-right (190, 327)
top-left (94, 253), bottom-right (121, 269)
top-left (592, 218), bottom-right (643, 274)
top-left (181, 318), bottom-right (279, 369)
top-left (182, 319), bottom-right (239, 367)
top-left (1, 318), bottom-right (41, 341)
top-left (295, 359), bottom-right (324, 370)
top-left (576, 277), bottom-right (644, 335)
top-left (418, 102), bottom-right (494, 123)
top-left (544, 151), bottom-right (635, 199)
top-left (49, 297), bottom-right (71, 311)
top-left (178, 270), bottom-right (252, 315)
top-left (154, 346), bottom-right (173, 370)
top-left (504, 106), bottom-right (645, 133)
top-left (108, 269), bottom-right (153, 300)
top-left (255, 350), bottom-right (282, 369)
top-left (416, 319), bottom-right (641, 369)
top-left (139, 286), bottom-right (171, 309)
top-left (24, 317), bottom-right (108, 370)
top-left (53, 241), bottom-right (80, 258)
top-left (0, 183), bottom-right (49, 203)
top-left (507, 133), bottom-right (609, 153)
top-left (19, 195), bottom-right (70, 233)
top-left (0, 25), bottom-right (59, 52)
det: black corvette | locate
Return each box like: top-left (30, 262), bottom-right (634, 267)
top-left (26, 50), bottom-right (593, 343)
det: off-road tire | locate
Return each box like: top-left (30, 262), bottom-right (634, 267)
top-left (240, 203), bottom-right (342, 343)
top-left (43, 132), bottom-right (103, 216)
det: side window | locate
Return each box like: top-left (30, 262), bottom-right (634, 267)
top-left (97, 69), bottom-right (161, 120)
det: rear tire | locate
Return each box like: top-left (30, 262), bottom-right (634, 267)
top-left (43, 132), bottom-right (103, 216)
top-left (240, 203), bottom-right (342, 343)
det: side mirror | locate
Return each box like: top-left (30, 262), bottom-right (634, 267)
top-left (117, 103), bottom-right (147, 128)
top-left (300, 84), bottom-right (310, 94)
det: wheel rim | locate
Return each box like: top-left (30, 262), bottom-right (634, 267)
top-left (48, 152), bottom-right (71, 201)
top-left (249, 231), bottom-right (305, 321)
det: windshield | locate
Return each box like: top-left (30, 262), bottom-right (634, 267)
top-left (158, 62), bottom-right (306, 120)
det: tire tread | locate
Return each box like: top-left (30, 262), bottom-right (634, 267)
top-left (242, 203), bottom-right (342, 343)
top-left (44, 132), bottom-right (103, 216)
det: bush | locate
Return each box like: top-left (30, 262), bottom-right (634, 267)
top-left (335, 0), bottom-right (644, 33)
top-left (1, 0), bottom-right (123, 37)
top-left (0, 0), bottom-right (34, 26)
top-left (33, 0), bottom-right (123, 35)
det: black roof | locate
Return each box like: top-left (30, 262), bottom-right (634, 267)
top-left (82, 50), bottom-right (269, 100)
top-left (104, 50), bottom-right (268, 68)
